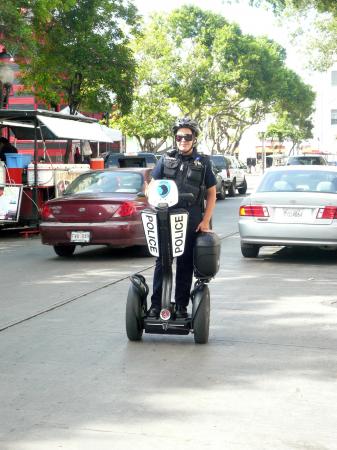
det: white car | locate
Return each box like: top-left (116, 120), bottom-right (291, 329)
top-left (210, 154), bottom-right (247, 196)
top-left (239, 165), bottom-right (337, 258)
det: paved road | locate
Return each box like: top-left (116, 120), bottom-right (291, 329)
top-left (1, 179), bottom-right (337, 450)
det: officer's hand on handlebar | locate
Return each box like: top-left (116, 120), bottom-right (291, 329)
top-left (196, 218), bottom-right (211, 232)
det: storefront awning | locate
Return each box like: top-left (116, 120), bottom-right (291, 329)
top-left (100, 125), bottom-right (122, 141)
top-left (36, 115), bottom-right (119, 142)
top-left (0, 109), bottom-right (122, 142)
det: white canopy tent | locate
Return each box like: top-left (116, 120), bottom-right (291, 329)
top-left (36, 114), bottom-right (121, 142)
top-left (58, 107), bottom-right (122, 142)
top-left (101, 125), bottom-right (122, 142)
top-left (0, 109), bottom-right (122, 143)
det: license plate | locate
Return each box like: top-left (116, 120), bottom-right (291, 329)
top-left (283, 208), bottom-right (303, 218)
top-left (70, 231), bottom-right (90, 243)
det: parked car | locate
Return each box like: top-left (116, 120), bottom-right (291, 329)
top-left (286, 155), bottom-right (328, 165)
top-left (210, 154), bottom-right (247, 196)
top-left (40, 168), bottom-right (152, 257)
top-left (210, 161), bottom-right (226, 200)
top-left (238, 165), bottom-right (337, 258)
top-left (238, 160), bottom-right (248, 171)
top-left (103, 152), bottom-right (158, 168)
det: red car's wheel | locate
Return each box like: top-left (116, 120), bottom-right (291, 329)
top-left (53, 245), bottom-right (76, 257)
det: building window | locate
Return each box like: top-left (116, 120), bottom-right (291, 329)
top-left (331, 110), bottom-right (337, 125)
top-left (332, 71), bottom-right (337, 86)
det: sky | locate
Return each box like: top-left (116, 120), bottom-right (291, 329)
top-left (133, 0), bottom-right (314, 86)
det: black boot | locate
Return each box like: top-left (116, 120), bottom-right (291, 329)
top-left (175, 305), bottom-right (188, 318)
top-left (147, 306), bottom-right (160, 318)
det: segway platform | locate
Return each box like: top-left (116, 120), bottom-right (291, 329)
top-left (144, 315), bottom-right (191, 335)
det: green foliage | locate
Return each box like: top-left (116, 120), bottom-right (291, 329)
top-left (250, 0), bottom-right (337, 16)
top-left (249, 0), bottom-right (337, 70)
top-left (306, 16), bottom-right (337, 70)
top-left (110, 5), bottom-right (315, 153)
top-left (212, 29), bottom-right (287, 102)
top-left (108, 13), bottom-right (176, 150)
top-left (168, 6), bottom-right (227, 48)
top-left (0, 0), bottom-right (139, 114)
top-left (0, 0), bottom-right (76, 56)
top-left (266, 111), bottom-right (313, 151)
top-left (110, 95), bottom-right (174, 151)
top-left (286, 10), bottom-right (337, 71)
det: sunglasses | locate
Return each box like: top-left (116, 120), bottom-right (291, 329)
top-left (175, 134), bottom-right (194, 142)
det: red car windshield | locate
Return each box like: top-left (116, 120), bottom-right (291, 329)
top-left (64, 171), bottom-right (143, 195)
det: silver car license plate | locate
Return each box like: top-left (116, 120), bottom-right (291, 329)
top-left (70, 231), bottom-right (90, 243)
top-left (283, 208), bottom-right (303, 218)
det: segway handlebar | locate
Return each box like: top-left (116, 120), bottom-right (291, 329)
top-left (178, 192), bottom-right (195, 202)
top-left (147, 180), bottom-right (195, 208)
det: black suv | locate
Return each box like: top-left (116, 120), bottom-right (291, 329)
top-left (103, 152), bottom-right (158, 168)
top-left (286, 155), bottom-right (328, 165)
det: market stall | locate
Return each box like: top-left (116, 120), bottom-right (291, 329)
top-left (0, 109), bottom-right (122, 227)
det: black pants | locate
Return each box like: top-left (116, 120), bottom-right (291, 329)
top-left (151, 208), bottom-right (202, 309)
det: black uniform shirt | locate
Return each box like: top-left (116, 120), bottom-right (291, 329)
top-left (152, 148), bottom-right (216, 189)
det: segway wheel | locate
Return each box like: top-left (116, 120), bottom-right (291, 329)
top-left (125, 285), bottom-right (144, 341)
top-left (193, 286), bottom-right (210, 344)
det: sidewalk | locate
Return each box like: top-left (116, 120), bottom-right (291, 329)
top-left (246, 172), bottom-right (262, 192)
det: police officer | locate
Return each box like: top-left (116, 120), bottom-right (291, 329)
top-left (148, 117), bottom-right (217, 318)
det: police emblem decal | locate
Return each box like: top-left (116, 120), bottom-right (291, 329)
top-left (157, 181), bottom-right (171, 198)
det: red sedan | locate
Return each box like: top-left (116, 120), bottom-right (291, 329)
top-left (40, 168), bottom-right (152, 257)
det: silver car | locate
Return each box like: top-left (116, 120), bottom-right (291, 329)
top-left (239, 165), bottom-right (337, 257)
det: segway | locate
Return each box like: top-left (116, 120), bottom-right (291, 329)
top-left (125, 179), bottom-right (220, 344)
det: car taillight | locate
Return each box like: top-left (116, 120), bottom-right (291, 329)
top-left (40, 204), bottom-right (55, 220)
top-left (114, 201), bottom-right (136, 217)
top-left (239, 205), bottom-right (269, 217)
top-left (317, 206), bottom-right (337, 219)
top-left (226, 168), bottom-right (230, 178)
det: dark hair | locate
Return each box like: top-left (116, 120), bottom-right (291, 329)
top-left (0, 137), bottom-right (9, 144)
top-left (172, 117), bottom-right (200, 137)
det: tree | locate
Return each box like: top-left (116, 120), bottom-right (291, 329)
top-left (265, 112), bottom-right (313, 153)
top-left (167, 7), bottom-right (315, 154)
top-left (250, 0), bottom-right (337, 16)
top-left (109, 14), bottom-right (176, 151)
top-left (249, 0), bottom-right (337, 70)
top-left (204, 100), bottom-right (269, 154)
top-left (0, 0), bottom-right (140, 161)
top-left (110, 94), bottom-right (174, 152)
top-left (110, 6), bottom-right (315, 154)
top-left (0, 0), bottom-right (139, 114)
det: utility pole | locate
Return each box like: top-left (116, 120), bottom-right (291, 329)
top-left (258, 131), bottom-right (266, 173)
top-left (262, 132), bottom-right (266, 173)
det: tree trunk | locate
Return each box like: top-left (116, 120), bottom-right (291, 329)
top-left (135, 136), bottom-right (145, 151)
top-left (153, 138), bottom-right (166, 152)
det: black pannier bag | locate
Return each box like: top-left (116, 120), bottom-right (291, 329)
top-left (193, 231), bottom-right (221, 279)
